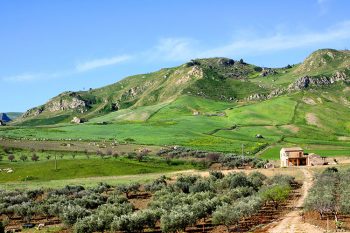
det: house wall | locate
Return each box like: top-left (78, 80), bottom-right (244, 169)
top-left (280, 151), bottom-right (288, 167)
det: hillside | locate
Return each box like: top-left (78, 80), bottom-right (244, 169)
top-left (2, 48), bottom-right (350, 155)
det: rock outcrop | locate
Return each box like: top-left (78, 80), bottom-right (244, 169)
top-left (46, 97), bottom-right (87, 113)
top-left (260, 68), bottom-right (277, 77)
top-left (71, 117), bottom-right (86, 124)
top-left (288, 71), bottom-right (348, 90)
top-left (245, 71), bottom-right (348, 102)
top-left (22, 92), bottom-right (91, 118)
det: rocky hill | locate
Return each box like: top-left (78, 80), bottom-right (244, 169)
top-left (14, 49), bottom-right (350, 126)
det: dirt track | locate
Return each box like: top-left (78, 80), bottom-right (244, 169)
top-left (266, 168), bottom-right (324, 233)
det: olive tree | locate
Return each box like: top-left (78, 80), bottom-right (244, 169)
top-left (260, 185), bottom-right (291, 209)
top-left (60, 205), bottom-right (91, 226)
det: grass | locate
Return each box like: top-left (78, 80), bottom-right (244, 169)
top-left (2, 82), bottom-right (350, 156)
top-left (0, 154), bottom-right (194, 182)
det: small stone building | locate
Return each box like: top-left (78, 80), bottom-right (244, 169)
top-left (280, 147), bottom-right (310, 167)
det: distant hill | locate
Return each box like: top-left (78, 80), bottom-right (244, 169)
top-left (5, 112), bottom-right (22, 120)
top-left (4, 48), bottom-right (350, 154)
top-left (14, 48), bottom-right (350, 126)
top-left (0, 113), bottom-right (12, 123)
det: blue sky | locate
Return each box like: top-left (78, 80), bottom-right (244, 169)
top-left (1, 0), bottom-right (350, 112)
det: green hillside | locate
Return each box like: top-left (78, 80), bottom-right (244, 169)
top-left (2, 49), bottom-right (350, 156)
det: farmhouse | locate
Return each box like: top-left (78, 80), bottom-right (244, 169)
top-left (280, 147), bottom-right (310, 167)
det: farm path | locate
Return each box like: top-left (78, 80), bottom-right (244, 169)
top-left (267, 168), bottom-right (324, 233)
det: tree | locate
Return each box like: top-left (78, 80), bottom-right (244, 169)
top-left (116, 183), bottom-right (140, 198)
top-left (20, 155), bottom-right (28, 162)
top-left (0, 155), bottom-right (3, 161)
top-left (112, 152), bottom-right (119, 159)
top-left (160, 205), bottom-right (196, 233)
top-left (206, 153), bottom-right (221, 162)
top-left (0, 221), bottom-right (4, 233)
top-left (46, 155), bottom-right (51, 160)
top-left (8, 154), bottom-right (15, 162)
top-left (106, 149), bottom-right (113, 156)
top-left (212, 203), bottom-right (241, 233)
top-left (60, 205), bottom-right (90, 226)
top-left (127, 152), bottom-right (137, 159)
top-left (31, 153), bottom-right (39, 162)
top-left (136, 152), bottom-right (145, 162)
top-left (210, 170), bottom-right (224, 180)
top-left (261, 185), bottom-right (291, 209)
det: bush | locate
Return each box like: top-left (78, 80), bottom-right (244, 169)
top-left (160, 205), bottom-right (196, 233)
top-left (116, 183), bottom-right (140, 198)
top-left (210, 171), bottom-right (224, 180)
top-left (212, 203), bottom-right (240, 232)
top-left (260, 185), bottom-right (291, 209)
top-left (31, 153), bottom-right (39, 162)
top-left (190, 179), bottom-right (213, 193)
top-left (60, 205), bottom-right (91, 226)
top-left (111, 209), bottom-right (158, 232)
top-left (20, 155), bottom-right (28, 162)
top-left (7, 154), bottom-right (15, 162)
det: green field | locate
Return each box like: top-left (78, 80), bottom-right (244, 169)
top-left (1, 86), bottom-right (350, 155)
top-left (0, 148), bottom-right (197, 189)
top-left (1, 49), bottom-right (350, 189)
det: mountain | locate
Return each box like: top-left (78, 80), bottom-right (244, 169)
top-left (15, 49), bottom-right (350, 126)
top-left (5, 112), bottom-right (22, 120)
top-left (4, 48), bottom-right (350, 154)
top-left (0, 113), bottom-right (12, 123)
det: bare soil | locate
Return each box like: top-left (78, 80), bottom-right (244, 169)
top-left (257, 168), bottom-right (324, 233)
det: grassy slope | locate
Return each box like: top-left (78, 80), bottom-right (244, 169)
top-left (1, 84), bottom-right (350, 157)
top-left (2, 49), bottom-right (350, 158)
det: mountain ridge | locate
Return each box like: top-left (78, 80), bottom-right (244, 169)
top-left (14, 48), bottom-right (350, 126)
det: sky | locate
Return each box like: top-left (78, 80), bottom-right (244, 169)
top-left (1, 0), bottom-right (350, 112)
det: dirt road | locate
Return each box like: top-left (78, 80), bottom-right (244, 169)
top-left (267, 168), bottom-right (324, 233)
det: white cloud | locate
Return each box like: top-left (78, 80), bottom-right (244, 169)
top-left (149, 20), bottom-right (350, 60)
top-left (3, 20), bottom-right (350, 83)
top-left (75, 55), bottom-right (132, 72)
top-left (2, 73), bottom-right (45, 82)
top-left (149, 38), bottom-right (197, 61)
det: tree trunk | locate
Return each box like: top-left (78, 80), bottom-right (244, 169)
top-left (202, 217), bottom-right (205, 232)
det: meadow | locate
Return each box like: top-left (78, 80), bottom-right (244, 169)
top-left (0, 147), bottom-right (197, 189)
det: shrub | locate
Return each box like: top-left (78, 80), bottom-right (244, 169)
top-left (60, 205), bottom-right (91, 226)
top-left (212, 203), bottom-right (240, 232)
top-left (7, 154), bottom-right (15, 162)
top-left (20, 155), bottom-right (28, 162)
top-left (260, 185), bottom-right (291, 209)
top-left (160, 205), bottom-right (196, 233)
top-left (190, 179), bottom-right (213, 193)
top-left (210, 170), bottom-right (224, 180)
top-left (111, 209), bottom-right (158, 232)
top-left (116, 183), bottom-right (140, 198)
top-left (31, 153), bottom-right (39, 162)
